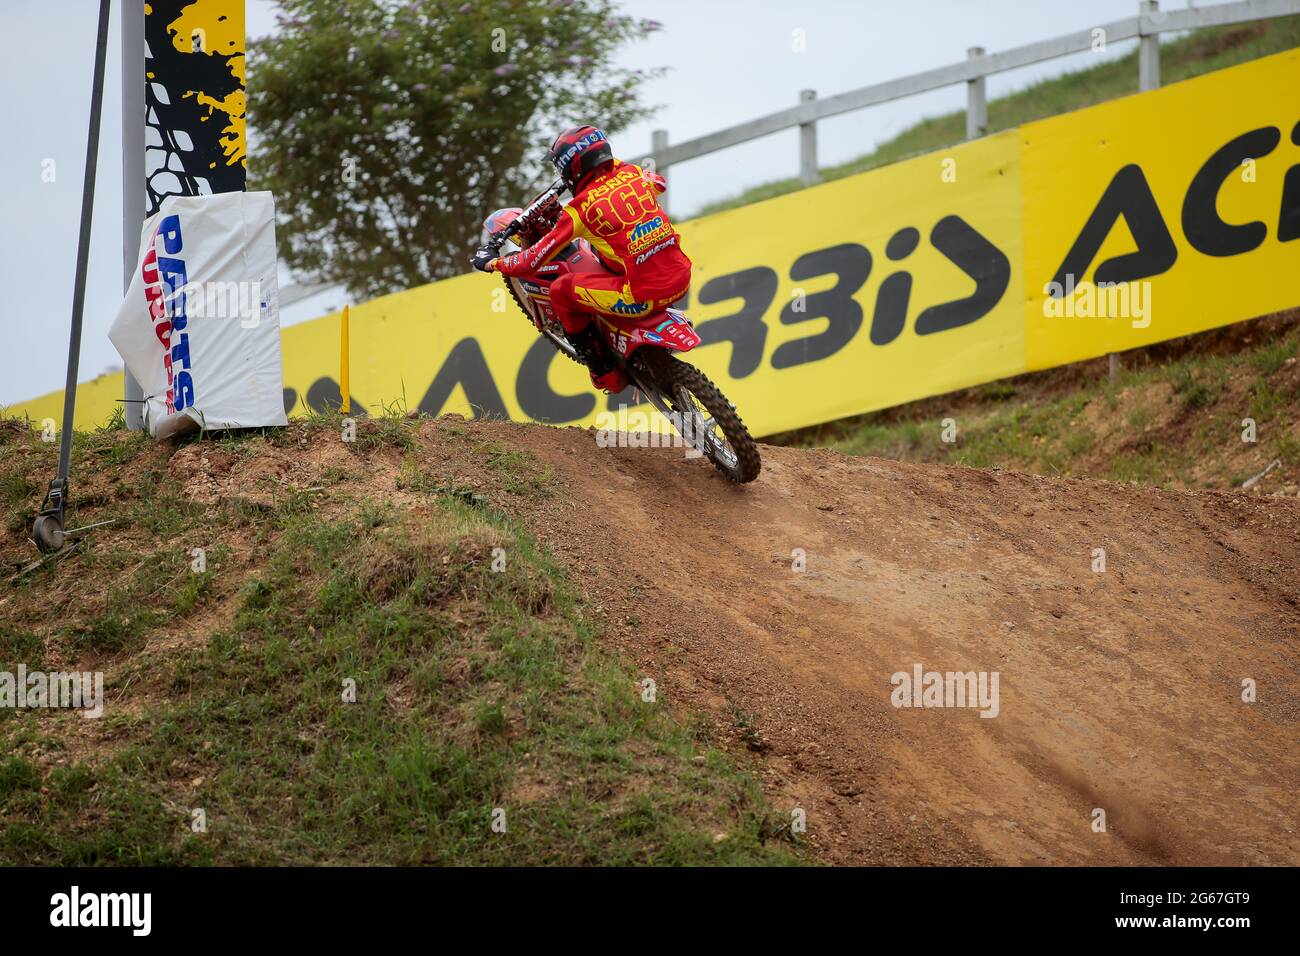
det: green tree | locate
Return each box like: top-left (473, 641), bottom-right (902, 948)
top-left (249, 0), bottom-right (661, 298)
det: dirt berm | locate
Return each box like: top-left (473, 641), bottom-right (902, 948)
top-left (392, 417), bottom-right (1299, 866)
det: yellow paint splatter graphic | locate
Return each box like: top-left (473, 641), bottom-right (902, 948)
top-left (169, 0), bottom-right (246, 168)
top-left (195, 90), bottom-right (246, 167)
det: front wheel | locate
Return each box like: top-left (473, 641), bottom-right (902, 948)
top-left (638, 351), bottom-right (762, 484)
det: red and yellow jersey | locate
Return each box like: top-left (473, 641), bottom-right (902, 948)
top-left (494, 159), bottom-right (692, 301)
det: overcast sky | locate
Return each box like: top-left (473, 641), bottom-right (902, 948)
top-left (0, 0), bottom-right (1183, 407)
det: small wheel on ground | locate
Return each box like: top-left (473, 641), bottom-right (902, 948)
top-left (32, 515), bottom-right (65, 554)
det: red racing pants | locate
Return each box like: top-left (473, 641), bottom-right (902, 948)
top-left (548, 271), bottom-right (688, 334)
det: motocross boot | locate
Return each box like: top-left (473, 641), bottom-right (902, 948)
top-left (567, 322), bottom-right (629, 394)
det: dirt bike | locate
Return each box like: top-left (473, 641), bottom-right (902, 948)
top-left (481, 180), bottom-right (761, 484)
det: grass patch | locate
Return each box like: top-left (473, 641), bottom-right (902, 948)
top-left (776, 315), bottom-right (1300, 492)
top-left (482, 443), bottom-right (555, 498)
top-left (0, 627), bottom-right (45, 667)
top-left (0, 428), bottom-right (801, 866)
top-left (1171, 364), bottom-right (1220, 411)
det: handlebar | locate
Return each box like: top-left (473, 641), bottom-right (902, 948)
top-left (487, 177), bottom-right (564, 250)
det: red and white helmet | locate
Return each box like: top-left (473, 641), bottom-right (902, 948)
top-left (548, 125), bottom-right (614, 192)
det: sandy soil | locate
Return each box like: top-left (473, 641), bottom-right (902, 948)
top-left (419, 418), bottom-right (1300, 865)
top-left (6, 413), bottom-right (1295, 865)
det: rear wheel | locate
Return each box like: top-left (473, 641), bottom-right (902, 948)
top-left (639, 350), bottom-right (761, 484)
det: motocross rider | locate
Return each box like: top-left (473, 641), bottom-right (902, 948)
top-left (471, 126), bottom-right (692, 394)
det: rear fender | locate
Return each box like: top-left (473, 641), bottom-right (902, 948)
top-left (602, 308), bottom-right (700, 359)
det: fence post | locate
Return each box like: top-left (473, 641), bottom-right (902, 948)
top-left (651, 128), bottom-right (670, 215)
top-left (799, 89), bottom-right (818, 186)
top-left (1139, 0), bottom-right (1161, 91)
top-left (966, 47), bottom-right (987, 140)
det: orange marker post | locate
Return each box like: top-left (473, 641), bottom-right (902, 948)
top-left (340, 304), bottom-right (350, 414)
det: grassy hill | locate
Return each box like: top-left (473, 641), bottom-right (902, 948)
top-left (697, 15), bottom-right (1300, 217)
top-left (0, 416), bottom-right (803, 865)
top-left (770, 309), bottom-right (1300, 495)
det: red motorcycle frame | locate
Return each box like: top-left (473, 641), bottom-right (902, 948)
top-left (482, 182), bottom-right (761, 483)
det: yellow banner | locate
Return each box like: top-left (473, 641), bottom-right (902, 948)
top-left (1022, 47), bottom-right (1300, 369)
top-left (10, 50), bottom-right (1299, 436)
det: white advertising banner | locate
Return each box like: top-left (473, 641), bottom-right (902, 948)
top-left (109, 191), bottom-right (286, 438)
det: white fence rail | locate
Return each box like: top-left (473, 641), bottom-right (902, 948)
top-left (274, 0), bottom-right (1300, 375)
top-left (643, 0), bottom-right (1300, 188)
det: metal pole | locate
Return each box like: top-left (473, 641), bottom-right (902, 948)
top-left (34, 0), bottom-right (112, 553)
top-left (651, 128), bottom-right (670, 216)
top-left (966, 47), bottom-right (987, 140)
top-left (60, 0), bottom-right (112, 477)
top-left (122, 0), bottom-right (145, 429)
top-left (799, 89), bottom-right (818, 186)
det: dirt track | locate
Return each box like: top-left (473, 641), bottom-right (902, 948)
top-left (419, 418), bottom-right (1300, 865)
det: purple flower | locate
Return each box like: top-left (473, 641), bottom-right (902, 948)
top-left (641, 19), bottom-right (663, 32)
top-left (382, 29), bottom-right (399, 40)
top-left (459, 2), bottom-right (472, 11)
top-left (413, 82), bottom-right (427, 92)
top-left (441, 63), bottom-right (455, 73)
top-left (494, 63), bottom-right (518, 77)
